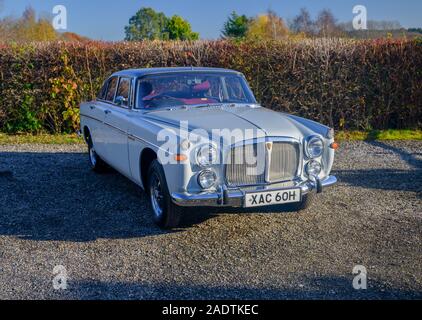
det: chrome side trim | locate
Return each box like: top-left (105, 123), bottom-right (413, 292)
top-left (81, 112), bottom-right (167, 153)
top-left (127, 133), bottom-right (175, 156)
top-left (103, 121), bottom-right (126, 135)
top-left (81, 112), bottom-right (128, 137)
top-left (80, 113), bottom-right (101, 122)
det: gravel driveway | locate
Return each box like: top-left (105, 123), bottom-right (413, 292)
top-left (0, 141), bottom-right (421, 300)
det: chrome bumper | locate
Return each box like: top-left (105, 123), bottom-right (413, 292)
top-left (171, 175), bottom-right (337, 207)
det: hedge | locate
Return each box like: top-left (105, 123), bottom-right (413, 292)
top-left (0, 39), bottom-right (421, 133)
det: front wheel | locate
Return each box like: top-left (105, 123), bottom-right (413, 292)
top-left (147, 160), bottom-right (181, 229)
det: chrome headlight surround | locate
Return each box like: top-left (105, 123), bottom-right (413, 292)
top-left (196, 144), bottom-right (218, 167)
top-left (197, 170), bottom-right (217, 189)
top-left (305, 136), bottom-right (324, 159)
top-left (180, 139), bottom-right (191, 151)
top-left (326, 128), bottom-right (335, 140)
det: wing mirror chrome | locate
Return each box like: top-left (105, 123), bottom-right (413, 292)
top-left (115, 96), bottom-right (128, 106)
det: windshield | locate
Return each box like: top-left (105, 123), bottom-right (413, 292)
top-left (136, 72), bottom-right (256, 109)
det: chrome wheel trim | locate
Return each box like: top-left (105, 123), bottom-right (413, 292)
top-left (89, 147), bottom-right (97, 167)
top-left (150, 173), bottom-right (164, 219)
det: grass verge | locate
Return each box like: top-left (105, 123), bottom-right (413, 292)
top-left (0, 130), bottom-right (421, 145)
top-left (335, 129), bottom-right (422, 141)
top-left (0, 133), bottom-right (84, 145)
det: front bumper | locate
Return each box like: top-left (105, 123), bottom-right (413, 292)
top-left (171, 175), bottom-right (337, 207)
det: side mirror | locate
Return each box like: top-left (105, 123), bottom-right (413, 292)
top-left (115, 96), bottom-right (128, 106)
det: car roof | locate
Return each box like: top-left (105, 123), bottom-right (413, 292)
top-left (111, 67), bottom-right (242, 78)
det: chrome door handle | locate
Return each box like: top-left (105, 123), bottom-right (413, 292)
top-left (104, 110), bottom-right (112, 115)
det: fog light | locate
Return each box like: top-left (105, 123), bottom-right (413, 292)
top-left (198, 170), bottom-right (217, 189)
top-left (306, 160), bottom-right (322, 178)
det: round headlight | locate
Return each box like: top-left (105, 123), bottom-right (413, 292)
top-left (198, 170), bottom-right (217, 189)
top-left (197, 144), bottom-right (218, 167)
top-left (306, 160), bottom-right (322, 178)
top-left (306, 136), bottom-right (324, 158)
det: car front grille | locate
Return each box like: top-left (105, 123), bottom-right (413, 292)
top-left (269, 141), bottom-right (300, 182)
top-left (225, 140), bottom-right (300, 187)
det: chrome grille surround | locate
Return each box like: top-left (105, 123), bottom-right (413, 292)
top-left (224, 137), bottom-right (301, 187)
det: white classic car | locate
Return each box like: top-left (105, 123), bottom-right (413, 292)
top-left (80, 67), bottom-right (337, 228)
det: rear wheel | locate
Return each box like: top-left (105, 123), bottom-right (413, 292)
top-left (86, 131), bottom-right (108, 173)
top-left (147, 160), bottom-right (181, 229)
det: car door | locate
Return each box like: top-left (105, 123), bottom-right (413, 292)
top-left (103, 77), bottom-right (131, 177)
top-left (88, 77), bottom-right (117, 159)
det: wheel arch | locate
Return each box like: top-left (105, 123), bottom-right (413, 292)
top-left (83, 126), bottom-right (91, 146)
top-left (140, 147), bottom-right (158, 189)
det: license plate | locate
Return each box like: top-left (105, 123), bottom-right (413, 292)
top-left (245, 188), bottom-right (301, 208)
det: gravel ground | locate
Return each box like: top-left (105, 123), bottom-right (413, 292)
top-left (0, 141), bottom-right (421, 300)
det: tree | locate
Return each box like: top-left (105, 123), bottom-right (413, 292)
top-left (291, 8), bottom-right (314, 35)
top-left (32, 19), bottom-right (57, 41)
top-left (247, 10), bottom-right (289, 40)
top-left (124, 7), bottom-right (168, 40)
top-left (125, 7), bottom-right (199, 41)
top-left (0, 1), bottom-right (9, 41)
top-left (22, 6), bottom-right (36, 23)
top-left (15, 6), bottom-right (57, 41)
top-left (221, 11), bottom-right (250, 39)
top-left (0, 5), bottom-right (57, 42)
top-left (408, 28), bottom-right (422, 34)
top-left (315, 9), bottom-right (342, 37)
top-left (368, 20), bottom-right (402, 30)
top-left (166, 15), bottom-right (199, 40)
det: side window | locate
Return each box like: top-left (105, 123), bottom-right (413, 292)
top-left (97, 81), bottom-right (108, 100)
top-left (105, 77), bottom-right (118, 102)
top-left (115, 77), bottom-right (131, 107)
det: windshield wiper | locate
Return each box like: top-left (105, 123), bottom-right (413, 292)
top-left (191, 103), bottom-right (226, 109)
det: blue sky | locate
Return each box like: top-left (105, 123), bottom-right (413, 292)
top-left (1, 0), bottom-right (421, 40)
